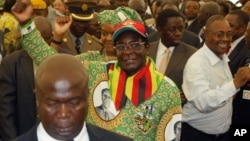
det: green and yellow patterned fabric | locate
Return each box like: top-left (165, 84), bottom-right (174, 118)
top-left (21, 21), bottom-right (182, 141)
top-left (98, 6), bottom-right (143, 27)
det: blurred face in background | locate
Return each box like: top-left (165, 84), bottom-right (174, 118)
top-left (53, 0), bottom-right (68, 15)
top-left (184, 1), bottom-right (199, 20)
top-left (101, 23), bottom-right (116, 56)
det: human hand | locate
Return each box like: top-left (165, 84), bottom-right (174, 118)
top-left (234, 66), bottom-right (250, 89)
top-left (11, 0), bottom-right (33, 25)
top-left (53, 14), bottom-right (72, 37)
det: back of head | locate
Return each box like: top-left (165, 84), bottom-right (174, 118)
top-left (218, 2), bottom-right (229, 16)
top-left (228, 9), bottom-right (249, 26)
top-left (201, 2), bottom-right (220, 15)
top-left (198, 1), bottom-right (220, 25)
top-left (33, 16), bottom-right (52, 44)
top-left (161, 1), bottom-right (179, 11)
top-left (128, 0), bottom-right (146, 12)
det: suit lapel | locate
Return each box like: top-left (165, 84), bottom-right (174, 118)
top-left (86, 124), bottom-right (102, 141)
top-left (229, 39), bottom-right (245, 61)
top-left (148, 41), bottom-right (159, 61)
top-left (19, 50), bottom-right (35, 90)
top-left (166, 44), bottom-right (185, 75)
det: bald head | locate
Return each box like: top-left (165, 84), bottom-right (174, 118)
top-left (34, 16), bottom-right (52, 44)
top-left (35, 54), bottom-right (89, 140)
top-left (205, 15), bottom-right (227, 30)
top-left (36, 54), bottom-right (88, 92)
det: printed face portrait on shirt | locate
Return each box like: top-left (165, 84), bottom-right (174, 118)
top-left (93, 81), bottom-right (118, 121)
top-left (101, 88), bottom-right (112, 109)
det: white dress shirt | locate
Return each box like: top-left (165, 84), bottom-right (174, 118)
top-left (37, 122), bottom-right (89, 141)
top-left (182, 44), bottom-right (239, 134)
top-left (155, 39), bottom-right (175, 70)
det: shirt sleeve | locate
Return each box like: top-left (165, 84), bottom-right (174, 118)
top-left (182, 60), bottom-right (239, 113)
top-left (21, 20), bottom-right (57, 66)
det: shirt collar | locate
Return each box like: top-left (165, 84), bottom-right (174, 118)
top-left (203, 44), bottom-right (230, 66)
top-left (158, 39), bottom-right (175, 55)
top-left (158, 39), bottom-right (167, 56)
top-left (37, 122), bottom-right (89, 141)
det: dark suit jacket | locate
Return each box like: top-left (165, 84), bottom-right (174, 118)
top-left (231, 40), bottom-right (250, 125)
top-left (149, 41), bottom-right (197, 89)
top-left (147, 30), bottom-right (201, 48)
top-left (0, 49), bottom-right (74, 141)
top-left (228, 38), bottom-right (248, 75)
top-left (0, 50), bottom-right (36, 141)
top-left (12, 123), bottom-right (133, 141)
top-left (186, 18), bottom-right (203, 35)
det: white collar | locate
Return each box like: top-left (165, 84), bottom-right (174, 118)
top-left (203, 44), bottom-right (230, 66)
top-left (37, 122), bottom-right (89, 141)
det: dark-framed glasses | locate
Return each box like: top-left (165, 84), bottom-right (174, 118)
top-left (114, 41), bottom-right (145, 52)
top-left (207, 30), bottom-right (233, 39)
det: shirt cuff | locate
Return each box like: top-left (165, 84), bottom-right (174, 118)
top-left (20, 20), bottom-right (36, 35)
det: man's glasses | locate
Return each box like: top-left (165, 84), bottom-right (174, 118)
top-left (114, 41), bottom-right (145, 52)
top-left (206, 30), bottom-right (233, 39)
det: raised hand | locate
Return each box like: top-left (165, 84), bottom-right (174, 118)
top-left (53, 14), bottom-right (73, 37)
top-left (11, 0), bottom-right (33, 25)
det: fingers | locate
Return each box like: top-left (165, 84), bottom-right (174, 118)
top-left (234, 67), bottom-right (250, 88)
top-left (56, 16), bottom-right (69, 25)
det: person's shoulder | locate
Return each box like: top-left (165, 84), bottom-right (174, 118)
top-left (85, 33), bottom-right (102, 46)
top-left (179, 42), bottom-right (198, 52)
top-left (11, 125), bottom-right (38, 141)
top-left (86, 123), bottom-right (133, 141)
top-left (162, 76), bottom-right (178, 88)
top-left (1, 49), bottom-right (30, 65)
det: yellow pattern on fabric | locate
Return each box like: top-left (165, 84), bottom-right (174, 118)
top-left (0, 12), bottom-right (19, 55)
top-left (20, 21), bottom-right (182, 140)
